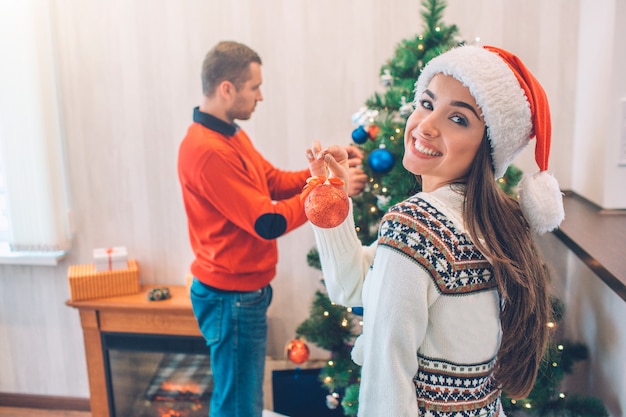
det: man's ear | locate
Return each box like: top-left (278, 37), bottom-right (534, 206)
top-left (217, 80), bottom-right (235, 101)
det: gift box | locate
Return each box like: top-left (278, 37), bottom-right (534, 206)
top-left (93, 246), bottom-right (128, 272)
top-left (68, 259), bottom-right (140, 301)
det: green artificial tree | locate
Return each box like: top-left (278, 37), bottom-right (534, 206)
top-left (297, 1), bottom-right (608, 416)
top-left (296, 287), bottom-right (362, 414)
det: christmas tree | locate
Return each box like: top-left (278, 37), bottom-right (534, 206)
top-left (298, 2), bottom-right (462, 414)
top-left (296, 1), bottom-right (608, 416)
top-left (349, 0), bottom-right (461, 244)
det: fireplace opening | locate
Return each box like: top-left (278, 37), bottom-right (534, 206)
top-left (102, 332), bottom-right (212, 417)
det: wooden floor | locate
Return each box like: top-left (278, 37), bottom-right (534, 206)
top-left (0, 408), bottom-right (90, 417)
top-left (0, 358), bottom-right (325, 417)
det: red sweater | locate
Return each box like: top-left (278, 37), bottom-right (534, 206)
top-left (178, 110), bottom-right (310, 291)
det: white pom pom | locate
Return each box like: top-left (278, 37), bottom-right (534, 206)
top-left (518, 172), bottom-right (565, 234)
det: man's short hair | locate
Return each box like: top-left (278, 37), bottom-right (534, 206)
top-left (201, 41), bottom-right (262, 96)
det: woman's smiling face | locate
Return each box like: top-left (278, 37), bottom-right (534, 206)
top-left (403, 74), bottom-right (486, 192)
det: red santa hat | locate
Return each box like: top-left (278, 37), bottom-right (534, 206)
top-left (414, 44), bottom-right (564, 234)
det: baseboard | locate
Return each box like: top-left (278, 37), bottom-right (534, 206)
top-left (0, 393), bottom-right (90, 411)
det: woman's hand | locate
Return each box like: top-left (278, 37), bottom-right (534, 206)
top-left (306, 141), bottom-right (351, 195)
top-left (306, 141), bottom-right (327, 177)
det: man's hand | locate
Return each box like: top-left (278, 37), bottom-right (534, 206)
top-left (345, 145), bottom-right (367, 197)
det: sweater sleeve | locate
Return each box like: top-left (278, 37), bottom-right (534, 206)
top-left (356, 246), bottom-right (430, 417)
top-left (195, 146), bottom-right (308, 240)
top-left (313, 211), bottom-right (431, 416)
top-left (260, 155), bottom-right (311, 201)
top-left (312, 198), bottom-right (439, 416)
top-left (311, 200), bottom-right (377, 306)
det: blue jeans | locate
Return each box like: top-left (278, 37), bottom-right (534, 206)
top-left (190, 279), bottom-right (273, 417)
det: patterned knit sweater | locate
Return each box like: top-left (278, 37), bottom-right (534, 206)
top-left (312, 185), bottom-right (506, 417)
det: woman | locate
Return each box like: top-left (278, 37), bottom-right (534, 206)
top-left (306, 45), bottom-right (564, 416)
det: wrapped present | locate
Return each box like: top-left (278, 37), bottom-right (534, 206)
top-left (93, 246), bottom-right (128, 272)
top-left (68, 259), bottom-right (140, 301)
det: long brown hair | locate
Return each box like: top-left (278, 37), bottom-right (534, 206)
top-left (463, 133), bottom-right (551, 399)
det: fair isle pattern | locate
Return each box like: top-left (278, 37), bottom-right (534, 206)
top-left (378, 196), bottom-right (496, 295)
top-left (414, 355), bottom-right (502, 417)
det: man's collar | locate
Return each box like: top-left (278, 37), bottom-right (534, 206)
top-left (193, 107), bottom-right (239, 136)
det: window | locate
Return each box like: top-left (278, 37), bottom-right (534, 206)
top-left (0, 140), bottom-right (69, 265)
top-left (0, 161), bottom-right (9, 242)
top-left (0, 0), bottom-right (70, 265)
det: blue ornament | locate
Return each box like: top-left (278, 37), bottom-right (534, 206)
top-left (351, 126), bottom-right (369, 144)
top-left (368, 148), bottom-right (394, 173)
top-left (351, 306), bottom-right (364, 316)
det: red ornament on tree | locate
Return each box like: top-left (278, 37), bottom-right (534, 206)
top-left (286, 338), bottom-right (310, 364)
top-left (301, 177), bottom-right (349, 228)
top-left (367, 124), bottom-right (380, 140)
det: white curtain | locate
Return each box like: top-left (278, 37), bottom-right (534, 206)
top-left (0, 0), bottom-right (71, 252)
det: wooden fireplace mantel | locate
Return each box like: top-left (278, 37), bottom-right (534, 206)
top-left (66, 285), bottom-right (201, 417)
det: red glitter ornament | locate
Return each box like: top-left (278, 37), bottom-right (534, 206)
top-left (286, 338), bottom-right (310, 364)
top-left (302, 176), bottom-right (349, 228)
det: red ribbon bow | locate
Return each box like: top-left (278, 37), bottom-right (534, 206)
top-left (105, 248), bottom-right (113, 271)
top-left (300, 176), bottom-right (345, 202)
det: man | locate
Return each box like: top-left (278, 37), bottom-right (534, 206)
top-left (177, 41), bottom-right (366, 417)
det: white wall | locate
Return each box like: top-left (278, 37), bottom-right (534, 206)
top-left (572, 0), bottom-right (626, 209)
top-left (606, 0), bottom-right (626, 208)
top-left (0, 1), bottom-right (622, 413)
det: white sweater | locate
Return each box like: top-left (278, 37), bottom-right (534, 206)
top-left (312, 185), bottom-right (506, 417)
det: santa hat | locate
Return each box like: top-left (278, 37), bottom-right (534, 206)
top-left (414, 44), bottom-right (564, 234)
